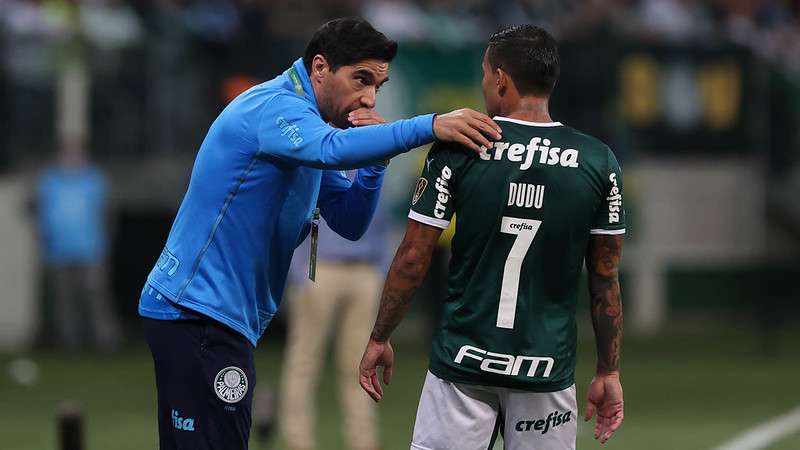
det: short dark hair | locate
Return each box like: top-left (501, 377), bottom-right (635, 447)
top-left (303, 18), bottom-right (398, 72)
top-left (487, 25), bottom-right (560, 96)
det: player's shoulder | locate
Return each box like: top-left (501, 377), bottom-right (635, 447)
top-left (426, 141), bottom-right (478, 173)
top-left (558, 125), bottom-right (613, 155)
top-left (556, 125), bottom-right (618, 170)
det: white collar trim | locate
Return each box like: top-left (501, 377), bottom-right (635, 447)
top-left (493, 116), bottom-right (563, 127)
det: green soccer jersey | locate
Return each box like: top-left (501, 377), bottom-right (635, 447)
top-left (409, 116), bottom-right (626, 392)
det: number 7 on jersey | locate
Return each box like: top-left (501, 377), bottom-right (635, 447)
top-left (497, 217), bottom-right (542, 329)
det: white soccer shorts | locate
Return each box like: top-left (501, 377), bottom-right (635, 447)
top-left (411, 371), bottom-right (577, 450)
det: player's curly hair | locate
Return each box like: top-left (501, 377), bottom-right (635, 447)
top-left (303, 18), bottom-right (398, 73)
top-left (487, 25), bottom-right (560, 96)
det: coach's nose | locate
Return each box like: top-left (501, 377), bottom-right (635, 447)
top-left (360, 87), bottom-right (377, 109)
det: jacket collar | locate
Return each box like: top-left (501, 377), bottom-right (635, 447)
top-left (286, 58), bottom-right (319, 109)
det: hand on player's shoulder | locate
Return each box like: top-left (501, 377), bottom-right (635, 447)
top-left (433, 109), bottom-right (502, 154)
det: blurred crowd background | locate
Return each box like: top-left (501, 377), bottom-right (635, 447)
top-left (2, 0), bottom-right (799, 163)
top-left (0, 1), bottom-right (799, 449)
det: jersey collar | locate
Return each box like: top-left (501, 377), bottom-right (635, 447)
top-left (493, 116), bottom-right (563, 127)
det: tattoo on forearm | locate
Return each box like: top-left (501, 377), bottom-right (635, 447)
top-left (370, 236), bottom-right (435, 342)
top-left (587, 235), bottom-right (623, 373)
top-left (370, 289), bottom-right (415, 342)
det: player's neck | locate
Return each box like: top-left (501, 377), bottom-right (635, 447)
top-left (500, 98), bottom-right (552, 123)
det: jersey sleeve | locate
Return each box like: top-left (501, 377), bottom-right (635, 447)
top-left (257, 93), bottom-right (435, 169)
top-left (408, 144), bottom-right (456, 229)
top-left (590, 148), bottom-right (626, 235)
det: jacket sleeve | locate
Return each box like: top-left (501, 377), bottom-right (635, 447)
top-left (257, 93), bottom-right (435, 170)
top-left (316, 166), bottom-right (385, 241)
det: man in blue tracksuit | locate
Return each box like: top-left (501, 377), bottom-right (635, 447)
top-left (138, 18), bottom-right (501, 450)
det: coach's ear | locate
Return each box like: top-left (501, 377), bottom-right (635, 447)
top-left (311, 55), bottom-right (331, 84)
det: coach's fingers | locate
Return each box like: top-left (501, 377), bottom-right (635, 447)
top-left (468, 117), bottom-right (501, 143)
top-left (467, 111), bottom-right (502, 139)
top-left (349, 110), bottom-right (385, 126)
top-left (459, 123), bottom-right (492, 152)
top-left (463, 121), bottom-right (493, 149)
top-left (351, 108), bottom-right (384, 116)
top-left (465, 109), bottom-right (501, 134)
top-left (455, 133), bottom-right (481, 154)
top-left (350, 118), bottom-right (380, 126)
top-left (348, 108), bottom-right (368, 118)
top-left (349, 109), bottom-right (384, 120)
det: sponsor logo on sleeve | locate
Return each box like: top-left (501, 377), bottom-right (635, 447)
top-left (276, 116), bottom-right (304, 147)
top-left (607, 173), bottom-right (622, 224)
top-left (433, 166), bottom-right (452, 219)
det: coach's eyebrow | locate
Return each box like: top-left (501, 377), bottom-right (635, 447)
top-left (354, 69), bottom-right (377, 83)
top-left (355, 69), bottom-right (389, 87)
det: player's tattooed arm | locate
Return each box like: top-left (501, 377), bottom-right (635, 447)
top-left (370, 220), bottom-right (442, 342)
top-left (586, 234), bottom-right (623, 374)
top-left (361, 220), bottom-right (442, 402)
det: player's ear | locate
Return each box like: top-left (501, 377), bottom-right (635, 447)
top-left (496, 67), bottom-right (508, 96)
top-left (311, 55), bottom-right (330, 83)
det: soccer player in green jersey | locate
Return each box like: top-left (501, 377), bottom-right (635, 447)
top-left (359, 25), bottom-right (625, 450)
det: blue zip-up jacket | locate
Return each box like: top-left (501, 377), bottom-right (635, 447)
top-left (139, 58), bottom-right (435, 346)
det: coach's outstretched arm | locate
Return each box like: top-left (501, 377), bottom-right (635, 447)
top-left (359, 220), bottom-right (443, 402)
top-left (259, 95), bottom-right (501, 169)
top-left (584, 234), bottom-right (625, 444)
